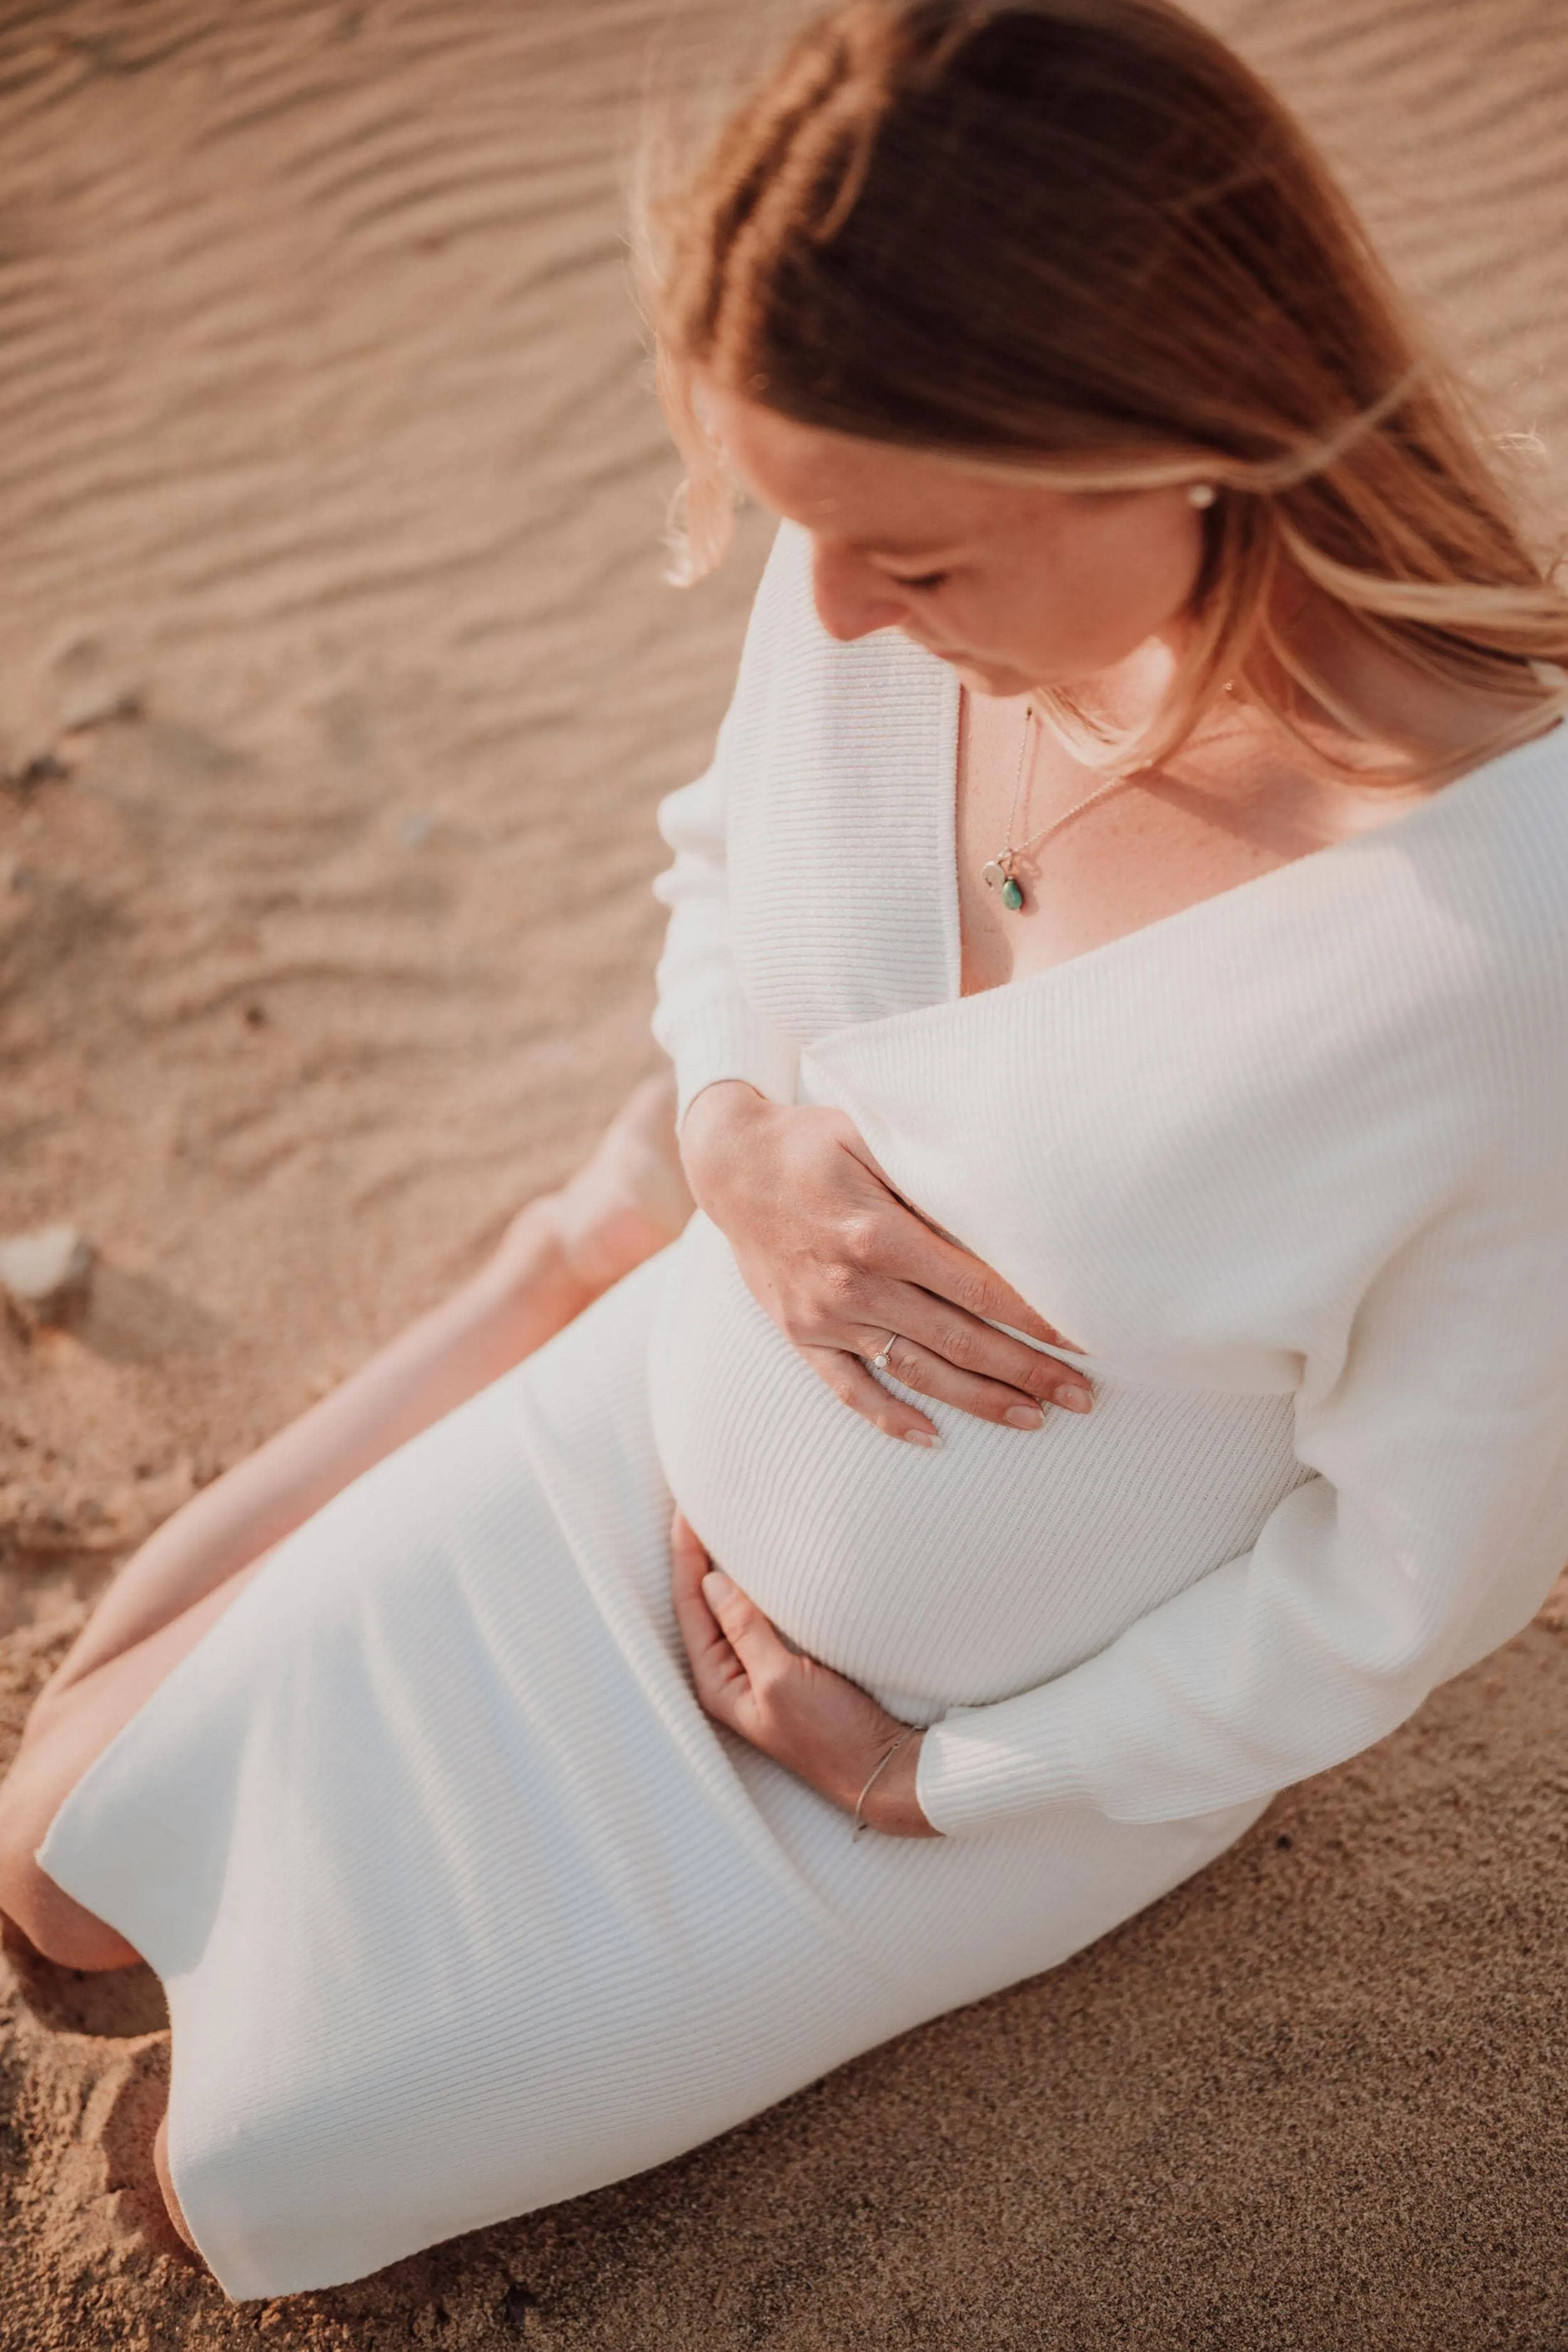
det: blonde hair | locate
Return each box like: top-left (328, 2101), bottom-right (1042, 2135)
top-left (637, 0), bottom-right (1568, 783)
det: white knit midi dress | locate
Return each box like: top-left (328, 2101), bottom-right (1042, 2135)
top-left (40, 524), bottom-right (1568, 2299)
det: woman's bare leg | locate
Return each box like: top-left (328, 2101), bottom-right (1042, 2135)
top-left (0, 1560), bottom-right (273, 1968)
top-left (0, 1071), bottom-right (692, 1964)
top-left (34, 1074), bottom-right (689, 1713)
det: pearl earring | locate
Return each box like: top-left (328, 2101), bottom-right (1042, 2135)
top-left (1187, 482), bottom-right (1217, 509)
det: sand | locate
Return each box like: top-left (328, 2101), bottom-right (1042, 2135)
top-left (1, 0), bottom-right (1565, 2344)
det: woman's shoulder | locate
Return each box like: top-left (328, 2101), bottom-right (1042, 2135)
top-left (1399, 719), bottom-right (1568, 976)
top-left (1342, 722), bottom-right (1568, 1138)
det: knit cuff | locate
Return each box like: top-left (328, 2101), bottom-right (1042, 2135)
top-left (916, 1686), bottom-right (1090, 1835)
top-left (670, 1009), bottom-right (800, 1128)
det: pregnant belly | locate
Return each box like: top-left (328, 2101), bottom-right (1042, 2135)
top-left (648, 1216), bottom-right (1312, 1719)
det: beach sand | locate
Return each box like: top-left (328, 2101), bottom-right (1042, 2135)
top-left (1, 2), bottom-right (1565, 2344)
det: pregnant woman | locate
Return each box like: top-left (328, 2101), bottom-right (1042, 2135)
top-left (4, 0), bottom-right (1568, 2301)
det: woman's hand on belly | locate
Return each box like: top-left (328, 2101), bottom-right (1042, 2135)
top-left (680, 1081), bottom-right (1092, 1443)
top-left (670, 1512), bottom-right (939, 1838)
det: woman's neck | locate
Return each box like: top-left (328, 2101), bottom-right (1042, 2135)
top-left (1062, 567), bottom-right (1559, 798)
top-left (1263, 583), bottom-right (1556, 779)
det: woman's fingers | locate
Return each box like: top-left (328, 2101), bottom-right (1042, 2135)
top-left (798, 1345), bottom-right (942, 1445)
top-left (907, 1222), bottom-right (1076, 1350)
top-left (699, 1567), bottom-right (795, 1693)
top-left (669, 1512), bottom-right (797, 1734)
top-left (840, 1135), bottom-right (1079, 1350)
top-left (871, 1292), bottom-right (1094, 1416)
top-left (798, 1323), bottom-right (1091, 1441)
top-left (669, 1513), bottom-right (746, 1724)
top-left (682, 1094), bottom-right (1089, 1434)
top-left (867, 1332), bottom-right (1090, 1429)
top-left (798, 1165), bottom-right (1090, 1413)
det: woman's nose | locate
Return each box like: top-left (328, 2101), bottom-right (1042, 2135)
top-left (810, 548), bottom-right (906, 642)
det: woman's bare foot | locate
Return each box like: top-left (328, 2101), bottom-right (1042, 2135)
top-left (534, 1072), bottom-right (694, 1294)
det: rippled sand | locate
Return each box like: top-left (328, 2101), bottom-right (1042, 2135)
top-left (1, 3), bottom-right (1565, 2344)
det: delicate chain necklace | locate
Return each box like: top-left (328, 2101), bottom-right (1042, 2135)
top-left (979, 700), bottom-right (1134, 913)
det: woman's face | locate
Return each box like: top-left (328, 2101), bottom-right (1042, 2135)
top-left (699, 383), bottom-right (1208, 699)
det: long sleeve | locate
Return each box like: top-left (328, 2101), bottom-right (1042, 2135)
top-left (650, 761), bottom-right (801, 1122)
top-left (651, 529), bottom-right (803, 1123)
top-left (918, 1163), bottom-right (1568, 1835)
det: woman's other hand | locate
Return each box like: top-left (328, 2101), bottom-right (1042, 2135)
top-left (670, 1513), bottom-right (936, 1836)
top-left (679, 1079), bottom-right (1092, 1443)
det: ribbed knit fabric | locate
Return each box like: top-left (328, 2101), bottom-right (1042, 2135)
top-left (38, 519), bottom-right (1568, 2301)
top-left (653, 521), bottom-right (1568, 1834)
top-left (650, 1215), bottom-right (1311, 1730)
top-left (39, 1260), bottom-right (1268, 2297)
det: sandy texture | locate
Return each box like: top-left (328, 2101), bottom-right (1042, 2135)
top-left (1, 1), bottom-right (1565, 2344)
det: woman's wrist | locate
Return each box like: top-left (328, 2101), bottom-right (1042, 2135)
top-left (855, 1729), bottom-right (938, 1838)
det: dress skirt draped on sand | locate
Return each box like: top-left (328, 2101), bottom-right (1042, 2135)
top-left (40, 525), bottom-right (1568, 2299)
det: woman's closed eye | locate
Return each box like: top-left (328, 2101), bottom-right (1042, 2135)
top-left (887, 569), bottom-right (950, 593)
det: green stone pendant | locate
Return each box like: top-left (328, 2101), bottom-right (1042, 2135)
top-left (982, 857), bottom-right (1025, 912)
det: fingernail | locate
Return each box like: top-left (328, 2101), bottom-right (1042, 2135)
top-left (1004, 1404), bottom-right (1044, 1430)
top-left (903, 1429), bottom-right (942, 1449)
top-left (702, 1568), bottom-right (734, 1602)
top-left (1057, 1385), bottom-right (1093, 1413)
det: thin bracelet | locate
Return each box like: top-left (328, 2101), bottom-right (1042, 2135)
top-left (852, 1725), bottom-right (920, 1840)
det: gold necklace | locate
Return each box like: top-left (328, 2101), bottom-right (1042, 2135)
top-left (979, 701), bottom-right (1134, 913)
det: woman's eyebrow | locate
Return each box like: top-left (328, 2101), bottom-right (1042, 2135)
top-left (854, 538), bottom-right (966, 564)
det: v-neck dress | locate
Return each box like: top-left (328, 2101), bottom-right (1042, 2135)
top-left (40, 522), bottom-right (1568, 2301)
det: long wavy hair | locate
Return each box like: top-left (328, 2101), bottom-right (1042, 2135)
top-left (637, 0), bottom-right (1568, 783)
